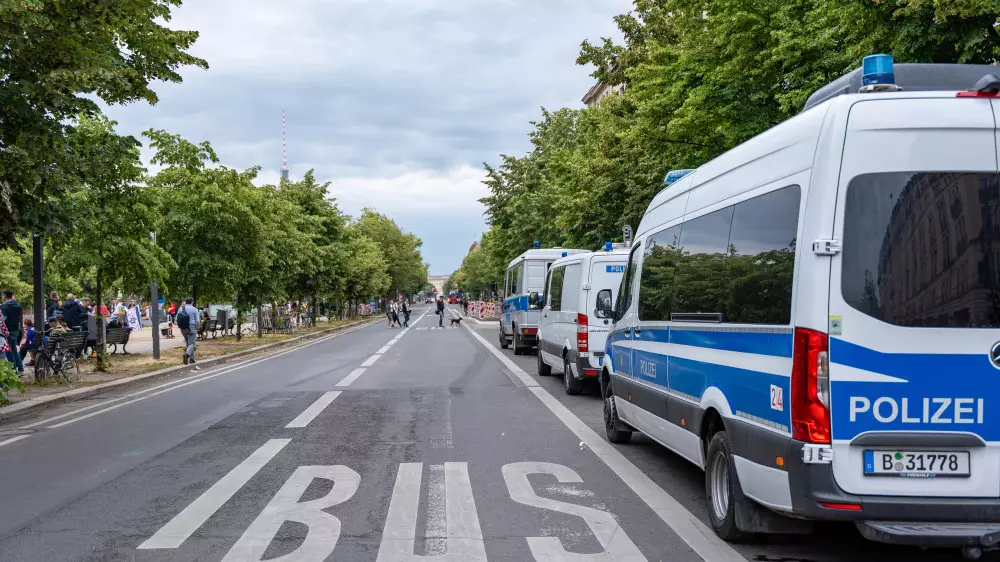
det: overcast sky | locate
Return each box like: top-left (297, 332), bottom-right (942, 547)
top-left (103, 0), bottom-right (630, 275)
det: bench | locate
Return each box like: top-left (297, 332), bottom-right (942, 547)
top-left (50, 331), bottom-right (90, 373)
top-left (106, 327), bottom-right (132, 354)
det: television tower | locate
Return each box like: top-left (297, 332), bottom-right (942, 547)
top-left (281, 109), bottom-right (289, 180)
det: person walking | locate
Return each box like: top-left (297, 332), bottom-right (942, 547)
top-left (386, 300), bottom-right (393, 328)
top-left (401, 300), bottom-right (410, 327)
top-left (176, 297), bottom-right (201, 366)
top-left (436, 295), bottom-right (445, 328)
top-left (1, 290), bottom-right (24, 375)
top-left (61, 293), bottom-right (86, 331)
top-left (390, 301), bottom-right (401, 328)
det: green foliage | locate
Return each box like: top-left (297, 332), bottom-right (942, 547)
top-left (0, 0), bottom-right (207, 246)
top-left (471, 0), bottom-right (1000, 288)
top-left (354, 209), bottom-right (427, 297)
top-left (0, 359), bottom-right (24, 405)
top-left (342, 229), bottom-right (391, 304)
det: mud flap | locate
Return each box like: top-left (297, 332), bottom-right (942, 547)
top-left (732, 472), bottom-right (814, 535)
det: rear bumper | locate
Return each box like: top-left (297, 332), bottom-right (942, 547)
top-left (572, 352), bottom-right (602, 379)
top-left (786, 441), bottom-right (1000, 534)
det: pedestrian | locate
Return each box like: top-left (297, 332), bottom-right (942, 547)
top-left (20, 318), bottom-right (36, 366)
top-left (113, 298), bottom-right (127, 325)
top-left (126, 299), bottom-right (141, 331)
top-left (62, 293), bottom-right (86, 331)
top-left (401, 300), bottom-right (410, 327)
top-left (45, 291), bottom-right (59, 320)
top-left (436, 295), bottom-right (445, 328)
top-left (386, 300), bottom-right (393, 328)
top-left (0, 310), bottom-right (12, 376)
top-left (462, 298), bottom-right (469, 316)
top-left (0, 290), bottom-right (23, 376)
top-left (176, 297), bottom-right (200, 365)
top-left (390, 301), bottom-right (401, 328)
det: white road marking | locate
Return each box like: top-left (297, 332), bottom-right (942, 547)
top-left (377, 462), bottom-right (487, 561)
top-left (222, 465), bottom-right (361, 562)
top-left (377, 345), bottom-right (392, 354)
top-left (503, 461), bottom-right (645, 561)
top-left (285, 391), bottom-right (341, 428)
top-left (0, 435), bottom-right (28, 448)
top-left (138, 438), bottom-right (291, 550)
top-left (21, 320), bottom-right (377, 432)
top-left (361, 354), bottom-right (382, 368)
top-left (335, 368), bottom-right (367, 387)
top-left (464, 325), bottom-right (745, 562)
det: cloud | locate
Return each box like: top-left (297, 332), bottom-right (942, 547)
top-left (103, 0), bottom-right (631, 273)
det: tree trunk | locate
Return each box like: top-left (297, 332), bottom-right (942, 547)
top-left (257, 302), bottom-right (263, 339)
top-left (95, 264), bottom-right (106, 371)
top-left (192, 284), bottom-right (199, 307)
top-left (235, 294), bottom-right (242, 342)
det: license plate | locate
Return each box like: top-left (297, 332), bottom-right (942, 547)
top-left (863, 450), bottom-right (970, 478)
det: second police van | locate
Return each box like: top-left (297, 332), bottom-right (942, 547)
top-left (536, 243), bottom-right (629, 395)
top-left (596, 56), bottom-right (1000, 555)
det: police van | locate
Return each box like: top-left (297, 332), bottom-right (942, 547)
top-left (536, 243), bottom-right (629, 395)
top-left (500, 245), bottom-right (587, 354)
top-left (596, 56), bottom-right (1000, 555)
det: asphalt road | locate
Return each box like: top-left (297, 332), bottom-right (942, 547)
top-left (0, 305), bottom-right (986, 561)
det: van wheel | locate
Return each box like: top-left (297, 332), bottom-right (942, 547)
top-left (513, 330), bottom-right (525, 355)
top-left (537, 351), bottom-right (552, 376)
top-left (499, 327), bottom-right (509, 349)
top-left (603, 380), bottom-right (631, 443)
top-left (564, 357), bottom-right (583, 395)
top-left (705, 431), bottom-right (747, 541)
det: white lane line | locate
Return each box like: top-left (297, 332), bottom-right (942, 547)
top-left (41, 321), bottom-right (377, 430)
top-left (377, 345), bottom-right (392, 354)
top-left (138, 438), bottom-right (291, 550)
top-left (0, 435), bottom-right (29, 448)
top-left (336, 368), bottom-right (367, 387)
top-left (361, 354), bottom-right (382, 368)
top-left (464, 325), bottom-right (745, 562)
top-left (285, 391), bottom-right (341, 428)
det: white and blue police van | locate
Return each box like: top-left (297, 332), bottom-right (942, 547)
top-left (596, 56), bottom-right (1000, 556)
top-left (536, 242), bottom-right (630, 395)
top-left (500, 244), bottom-right (587, 355)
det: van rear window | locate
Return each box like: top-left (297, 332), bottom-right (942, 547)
top-left (842, 172), bottom-right (1000, 328)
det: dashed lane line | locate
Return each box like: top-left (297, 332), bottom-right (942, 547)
top-left (463, 324), bottom-right (745, 562)
top-left (285, 391), bottom-right (342, 428)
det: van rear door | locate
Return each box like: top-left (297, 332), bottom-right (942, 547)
top-left (828, 97), bottom-right (1000, 498)
top-left (589, 257), bottom-right (627, 356)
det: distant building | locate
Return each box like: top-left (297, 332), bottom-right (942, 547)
top-left (582, 80), bottom-right (626, 109)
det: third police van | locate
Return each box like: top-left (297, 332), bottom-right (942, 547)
top-left (596, 56), bottom-right (1000, 556)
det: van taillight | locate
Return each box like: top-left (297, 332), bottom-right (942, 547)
top-left (791, 327), bottom-right (831, 444)
top-left (577, 313), bottom-right (588, 352)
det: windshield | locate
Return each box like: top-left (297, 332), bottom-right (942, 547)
top-left (842, 172), bottom-right (1000, 327)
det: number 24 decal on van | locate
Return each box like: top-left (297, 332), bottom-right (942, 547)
top-left (770, 384), bottom-right (784, 412)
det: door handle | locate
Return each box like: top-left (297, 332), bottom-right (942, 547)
top-left (633, 327), bottom-right (641, 336)
top-left (624, 327), bottom-right (632, 337)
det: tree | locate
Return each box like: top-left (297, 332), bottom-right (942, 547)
top-left (50, 116), bottom-right (173, 367)
top-left (353, 209), bottom-right (426, 297)
top-left (0, 0), bottom-right (207, 246)
top-left (342, 229), bottom-right (390, 313)
top-left (146, 130), bottom-right (268, 306)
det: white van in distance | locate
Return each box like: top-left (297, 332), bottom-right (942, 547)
top-left (596, 56), bottom-right (1000, 557)
top-left (536, 244), bottom-right (629, 395)
top-left (500, 245), bottom-right (587, 355)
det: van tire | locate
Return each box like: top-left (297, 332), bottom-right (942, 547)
top-left (602, 379), bottom-right (632, 443)
top-left (564, 357), bottom-right (583, 395)
top-left (513, 330), bottom-right (525, 355)
top-left (537, 351), bottom-right (552, 376)
top-left (705, 431), bottom-right (748, 542)
top-left (499, 327), bottom-right (509, 349)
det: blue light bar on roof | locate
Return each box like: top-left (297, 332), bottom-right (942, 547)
top-left (533, 241), bottom-right (541, 249)
top-left (664, 169), bottom-right (695, 187)
top-left (604, 241), bottom-right (613, 252)
top-left (862, 54), bottom-right (895, 86)
top-left (561, 252), bottom-right (568, 257)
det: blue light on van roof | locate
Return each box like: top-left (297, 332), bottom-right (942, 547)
top-left (862, 54), bottom-right (894, 86)
top-left (664, 169), bottom-right (695, 186)
top-left (604, 241), bottom-right (613, 252)
top-left (561, 252), bottom-right (568, 257)
top-left (533, 241), bottom-right (541, 249)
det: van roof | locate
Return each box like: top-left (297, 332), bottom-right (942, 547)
top-left (549, 248), bottom-right (630, 268)
top-left (508, 248), bottom-right (587, 268)
top-left (637, 87), bottom-right (995, 238)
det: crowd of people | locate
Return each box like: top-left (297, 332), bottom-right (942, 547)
top-left (386, 298), bottom-right (411, 328)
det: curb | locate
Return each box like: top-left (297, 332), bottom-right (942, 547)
top-left (0, 319), bottom-right (378, 423)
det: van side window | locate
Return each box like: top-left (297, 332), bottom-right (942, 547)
top-left (726, 185), bottom-right (800, 324)
top-left (614, 245), bottom-right (642, 322)
top-left (638, 225), bottom-right (682, 321)
top-left (549, 266), bottom-right (566, 312)
top-left (562, 264), bottom-right (582, 311)
top-left (504, 270), bottom-right (511, 298)
top-left (673, 207), bottom-right (734, 318)
top-left (510, 264), bottom-right (522, 295)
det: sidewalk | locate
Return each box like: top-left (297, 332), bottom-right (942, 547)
top-left (120, 326), bottom-right (186, 354)
top-left (1, 319), bottom-right (361, 413)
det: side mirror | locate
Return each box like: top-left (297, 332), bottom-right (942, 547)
top-left (594, 289), bottom-right (613, 319)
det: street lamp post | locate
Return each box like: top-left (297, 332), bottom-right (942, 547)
top-left (150, 232), bottom-right (160, 360)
